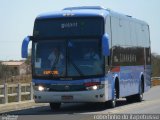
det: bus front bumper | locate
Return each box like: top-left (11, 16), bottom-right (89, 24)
top-left (34, 88), bottom-right (107, 103)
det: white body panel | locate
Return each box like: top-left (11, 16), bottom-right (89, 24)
top-left (34, 87), bottom-right (108, 103)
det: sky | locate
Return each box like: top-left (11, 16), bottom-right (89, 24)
top-left (0, 0), bottom-right (160, 60)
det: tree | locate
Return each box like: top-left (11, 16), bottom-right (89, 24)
top-left (0, 63), bottom-right (13, 83)
top-left (24, 48), bottom-right (32, 74)
top-left (25, 48), bottom-right (31, 65)
top-left (151, 53), bottom-right (160, 77)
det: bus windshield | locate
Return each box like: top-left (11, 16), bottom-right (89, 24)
top-left (33, 39), bottom-right (104, 79)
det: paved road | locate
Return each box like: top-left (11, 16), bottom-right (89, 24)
top-left (1, 86), bottom-right (160, 120)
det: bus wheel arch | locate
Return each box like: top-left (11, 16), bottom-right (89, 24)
top-left (134, 74), bottom-right (144, 102)
top-left (141, 75), bottom-right (144, 93)
top-left (115, 77), bottom-right (120, 99)
top-left (126, 75), bottom-right (144, 103)
top-left (107, 77), bottom-right (119, 108)
top-left (137, 75), bottom-right (144, 102)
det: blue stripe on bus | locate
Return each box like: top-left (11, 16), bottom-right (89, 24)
top-left (33, 77), bottom-right (105, 85)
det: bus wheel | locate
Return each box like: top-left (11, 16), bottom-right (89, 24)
top-left (107, 88), bottom-right (116, 108)
top-left (126, 81), bottom-right (143, 103)
top-left (135, 83), bottom-right (143, 102)
top-left (131, 82), bottom-right (143, 102)
top-left (126, 96), bottom-right (134, 103)
top-left (50, 102), bottom-right (61, 111)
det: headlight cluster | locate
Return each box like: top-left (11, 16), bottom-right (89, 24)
top-left (85, 82), bottom-right (104, 91)
top-left (34, 85), bottom-right (49, 91)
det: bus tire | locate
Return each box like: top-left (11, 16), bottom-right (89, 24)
top-left (50, 102), bottom-right (61, 111)
top-left (135, 82), bottom-right (143, 102)
top-left (107, 88), bottom-right (116, 108)
top-left (131, 80), bottom-right (143, 102)
top-left (126, 78), bottom-right (144, 103)
top-left (126, 96), bottom-right (134, 103)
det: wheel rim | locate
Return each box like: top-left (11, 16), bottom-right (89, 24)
top-left (140, 83), bottom-right (143, 101)
top-left (140, 92), bottom-right (143, 101)
top-left (112, 99), bottom-right (116, 107)
top-left (112, 89), bottom-right (116, 107)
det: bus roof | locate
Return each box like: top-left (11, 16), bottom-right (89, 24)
top-left (35, 6), bottom-right (148, 25)
top-left (36, 6), bottom-right (110, 20)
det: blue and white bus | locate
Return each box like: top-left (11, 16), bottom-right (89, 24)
top-left (22, 6), bottom-right (151, 110)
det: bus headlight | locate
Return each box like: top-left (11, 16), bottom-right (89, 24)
top-left (38, 86), bottom-right (45, 91)
top-left (92, 85), bottom-right (98, 90)
top-left (34, 85), bottom-right (49, 91)
top-left (86, 84), bottom-right (104, 91)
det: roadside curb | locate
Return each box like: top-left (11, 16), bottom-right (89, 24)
top-left (0, 100), bottom-right (48, 114)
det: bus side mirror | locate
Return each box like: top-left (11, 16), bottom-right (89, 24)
top-left (21, 36), bottom-right (31, 58)
top-left (102, 34), bottom-right (110, 56)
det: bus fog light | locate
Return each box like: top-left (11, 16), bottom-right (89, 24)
top-left (100, 94), bottom-right (104, 98)
top-left (34, 95), bottom-right (37, 99)
top-left (38, 96), bottom-right (41, 99)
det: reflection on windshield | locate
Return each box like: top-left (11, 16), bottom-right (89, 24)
top-left (67, 39), bottom-right (103, 76)
top-left (33, 39), bottom-right (104, 78)
top-left (34, 40), bottom-right (66, 77)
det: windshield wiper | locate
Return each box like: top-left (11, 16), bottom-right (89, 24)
top-left (69, 57), bottom-right (84, 76)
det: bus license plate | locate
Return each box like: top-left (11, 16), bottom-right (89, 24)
top-left (61, 96), bottom-right (73, 100)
